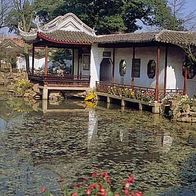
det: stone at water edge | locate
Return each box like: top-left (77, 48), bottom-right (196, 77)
top-left (32, 84), bottom-right (41, 94)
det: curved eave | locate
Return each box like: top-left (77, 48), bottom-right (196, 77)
top-left (37, 32), bottom-right (93, 45)
top-left (155, 39), bottom-right (196, 47)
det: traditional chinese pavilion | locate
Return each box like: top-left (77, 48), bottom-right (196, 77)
top-left (20, 13), bottom-right (196, 105)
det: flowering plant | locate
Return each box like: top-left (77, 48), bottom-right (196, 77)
top-left (41, 171), bottom-right (143, 196)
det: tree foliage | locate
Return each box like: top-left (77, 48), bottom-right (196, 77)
top-left (4, 0), bottom-right (36, 73)
top-left (34, 0), bottom-right (181, 34)
top-left (0, 0), bottom-right (11, 28)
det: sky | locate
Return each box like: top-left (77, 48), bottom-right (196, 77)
top-left (185, 0), bottom-right (196, 11)
top-left (1, 0), bottom-right (196, 35)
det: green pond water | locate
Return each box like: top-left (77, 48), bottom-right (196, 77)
top-left (0, 88), bottom-right (196, 196)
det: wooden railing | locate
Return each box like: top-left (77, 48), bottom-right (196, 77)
top-left (28, 74), bottom-right (90, 87)
top-left (96, 81), bottom-right (183, 102)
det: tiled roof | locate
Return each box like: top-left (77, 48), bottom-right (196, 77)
top-left (97, 30), bottom-right (196, 46)
top-left (97, 32), bottom-right (157, 44)
top-left (155, 30), bottom-right (196, 46)
top-left (37, 30), bottom-right (96, 45)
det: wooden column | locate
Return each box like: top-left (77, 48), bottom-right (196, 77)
top-left (32, 44), bottom-right (35, 74)
top-left (112, 48), bottom-right (115, 82)
top-left (77, 48), bottom-right (80, 79)
top-left (163, 46), bottom-right (168, 96)
top-left (72, 48), bottom-right (75, 76)
top-left (131, 47), bottom-right (135, 89)
top-left (44, 46), bottom-right (48, 76)
top-left (155, 47), bottom-right (160, 101)
top-left (183, 67), bottom-right (188, 95)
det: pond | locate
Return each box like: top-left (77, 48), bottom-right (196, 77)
top-left (0, 89), bottom-right (196, 196)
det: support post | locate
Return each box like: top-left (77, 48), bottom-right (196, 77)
top-left (139, 103), bottom-right (143, 111)
top-left (107, 96), bottom-right (111, 103)
top-left (44, 46), bottom-right (48, 76)
top-left (155, 47), bottom-right (160, 101)
top-left (32, 44), bottom-right (35, 74)
top-left (131, 47), bottom-right (135, 89)
top-left (163, 46), bottom-right (168, 97)
top-left (121, 99), bottom-right (125, 107)
top-left (77, 49), bottom-right (80, 79)
top-left (112, 48), bottom-right (115, 82)
top-left (183, 67), bottom-right (188, 95)
top-left (43, 85), bottom-right (48, 100)
top-left (72, 48), bottom-right (75, 76)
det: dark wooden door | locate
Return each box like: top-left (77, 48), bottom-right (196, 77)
top-left (100, 58), bottom-right (112, 81)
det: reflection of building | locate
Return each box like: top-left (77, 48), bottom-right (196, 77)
top-left (0, 118), bottom-right (7, 132)
top-left (87, 109), bottom-right (98, 148)
top-left (162, 134), bottom-right (173, 153)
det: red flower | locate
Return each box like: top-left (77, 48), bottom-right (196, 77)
top-left (89, 183), bottom-right (97, 189)
top-left (125, 182), bottom-right (130, 189)
top-left (114, 193), bottom-right (120, 196)
top-left (101, 171), bottom-right (109, 178)
top-left (71, 192), bottom-right (78, 196)
top-left (39, 186), bottom-right (46, 193)
top-left (92, 172), bottom-right (98, 178)
top-left (134, 191), bottom-right (143, 196)
top-left (127, 176), bottom-right (135, 185)
top-left (124, 189), bottom-right (129, 196)
top-left (99, 188), bottom-right (107, 196)
top-left (86, 189), bottom-right (92, 195)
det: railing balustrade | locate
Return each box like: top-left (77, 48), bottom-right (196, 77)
top-left (28, 73), bottom-right (90, 87)
top-left (96, 81), bottom-right (183, 103)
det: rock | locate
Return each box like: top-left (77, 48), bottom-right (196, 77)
top-left (49, 91), bottom-right (64, 101)
top-left (191, 106), bottom-right (196, 112)
top-left (177, 116), bottom-right (192, 123)
top-left (32, 84), bottom-right (40, 94)
top-left (190, 112), bottom-right (196, 117)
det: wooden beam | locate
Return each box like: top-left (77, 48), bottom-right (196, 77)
top-left (44, 46), bottom-right (48, 76)
top-left (183, 67), bottom-right (188, 95)
top-left (163, 46), bottom-right (168, 96)
top-left (32, 44), bottom-right (35, 74)
top-left (112, 48), bottom-right (115, 82)
top-left (155, 47), bottom-right (160, 101)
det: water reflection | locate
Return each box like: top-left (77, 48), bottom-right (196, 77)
top-left (0, 96), bottom-right (195, 195)
top-left (0, 118), bottom-right (7, 132)
top-left (87, 109), bottom-right (98, 148)
top-left (42, 99), bottom-right (85, 113)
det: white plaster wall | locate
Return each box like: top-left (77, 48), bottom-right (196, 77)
top-left (167, 46), bottom-right (196, 96)
top-left (17, 56), bottom-right (45, 70)
top-left (188, 78), bottom-right (196, 97)
top-left (90, 44), bottom-right (104, 88)
top-left (114, 47), bottom-right (166, 88)
top-left (114, 48), bottom-right (132, 85)
top-left (166, 47), bottom-right (184, 89)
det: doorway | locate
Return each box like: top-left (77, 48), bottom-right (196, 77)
top-left (100, 58), bottom-right (113, 81)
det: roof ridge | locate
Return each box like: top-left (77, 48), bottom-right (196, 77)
top-left (97, 31), bottom-right (159, 38)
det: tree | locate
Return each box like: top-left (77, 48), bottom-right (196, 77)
top-left (34, 0), bottom-right (179, 34)
top-left (168, 0), bottom-right (196, 30)
top-left (5, 0), bottom-right (35, 73)
top-left (0, 0), bottom-right (11, 28)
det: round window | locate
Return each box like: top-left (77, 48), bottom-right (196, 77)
top-left (119, 59), bottom-right (127, 76)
